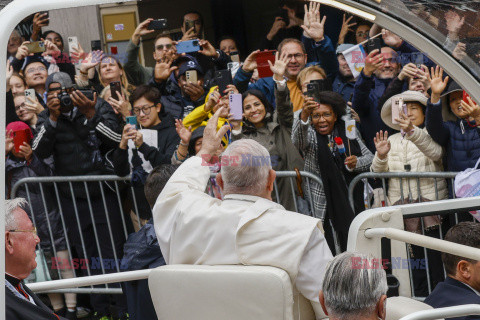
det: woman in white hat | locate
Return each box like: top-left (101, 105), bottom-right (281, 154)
top-left (372, 89), bottom-right (447, 296)
top-left (372, 90), bottom-right (448, 205)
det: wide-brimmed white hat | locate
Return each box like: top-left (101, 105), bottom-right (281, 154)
top-left (381, 90), bottom-right (428, 130)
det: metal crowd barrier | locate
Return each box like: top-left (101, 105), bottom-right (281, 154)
top-left (348, 196), bottom-right (480, 299)
top-left (11, 170), bottom-right (330, 293)
top-left (347, 172), bottom-right (459, 211)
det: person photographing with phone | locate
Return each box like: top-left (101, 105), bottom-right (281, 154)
top-left (292, 90), bottom-right (373, 252)
top-left (113, 84), bottom-right (179, 223)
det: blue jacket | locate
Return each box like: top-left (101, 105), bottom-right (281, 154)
top-left (424, 277), bottom-right (480, 320)
top-left (332, 75), bottom-right (355, 103)
top-left (426, 100), bottom-right (480, 172)
top-left (233, 36), bottom-right (337, 109)
top-left (351, 70), bottom-right (395, 152)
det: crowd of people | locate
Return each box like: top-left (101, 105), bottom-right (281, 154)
top-left (4, 1), bottom-right (480, 320)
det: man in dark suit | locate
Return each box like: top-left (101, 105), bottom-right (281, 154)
top-left (424, 222), bottom-right (480, 320)
top-left (5, 198), bottom-right (68, 320)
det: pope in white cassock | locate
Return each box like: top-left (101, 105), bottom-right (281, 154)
top-left (152, 106), bottom-right (333, 317)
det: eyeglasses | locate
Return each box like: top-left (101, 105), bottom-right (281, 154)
top-left (14, 103), bottom-right (26, 112)
top-left (133, 105), bottom-right (155, 116)
top-left (25, 66), bottom-right (47, 74)
top-left (156, 44), bottom-right (174, 51)
top-left (286, 53), bottom-right (304, 60)
top-left (356, 32), bottom-right (369, 37)
top-left (8, 227), bottom-right (37, 236)
top-left (312, 113), bottom-right (333, 120)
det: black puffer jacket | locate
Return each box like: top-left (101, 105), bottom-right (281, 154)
top-left (32, 98), bottom-right (122, 196)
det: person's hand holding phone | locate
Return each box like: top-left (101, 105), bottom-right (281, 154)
top-left (46, 91), bottom-right (61, 122)
top-left (269, 51), bottom-right (288, 81)
top-left (374, 130), bottom-right (391, 160)
top-left (398, 63), bottom-right (418, 81)
top-left (31, 12), bottom-right (49, 41)
top-left (224, 84), bottom-right (239, 96)
top-left (15, 42), bottom-right (32, 60)
top-left (108, 91), bottom-right (131, 120)
top-left (132, 18), bottom-right (155, 46)
top-left (71, 42), bottom-right (87, 64)
top-left (198, 40), bottom-right (219, 59)
top-left (119, 124), bottom-right (137, 150)
top-left (154, 56), bottom-right (178, 83)
top-left (363, 49), bottom-right (383, 77)
top-left (134, 130), bottom-right (144, 148)
top-left (397, 110), bottom-right (414, 135)
top-left (267, 17), bottom-right (287, 41)
top-left (42, 39), bottom-right (61, 58)
top-left (300, 96), bottom-right (319, 122)
top-left (18, 142), bottom-right (33, 162)
top-left (181, 25), bottom-right (197, 42)
top-left (184, 81), bottom-right (205, 102)
top-left (461, 95), bottom-right (480, 123)
top-left (205, 89), bottom-right (221, 113)
top-left (25, 96), bottom-right (44, 115)
top-left (242, 50), bottom-right (260, 73)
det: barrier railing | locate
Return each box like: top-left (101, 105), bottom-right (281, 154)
top-left (348, 196), bottom-right (480, 298)
top-left (399, 305), bottom-right (480, 320)
top-left (12, 170), bottom-right (330, 293)
top-left (347, 172), bottom-right (459, 211)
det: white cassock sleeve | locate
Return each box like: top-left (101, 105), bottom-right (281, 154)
top-left (295, 228), bottom-right (333, 303)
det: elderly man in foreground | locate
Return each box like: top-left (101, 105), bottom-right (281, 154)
top-left (153, 107), bottom-right (333, 316)
top-left (319, 252), bottom-right (388, 320)
top-left (5, 198), bottom-right (68, 320)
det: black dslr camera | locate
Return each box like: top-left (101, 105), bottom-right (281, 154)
top-left (58, 90), bottom-right (74, 113)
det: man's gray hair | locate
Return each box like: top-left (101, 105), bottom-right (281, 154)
top-left (322, 252), bottom-right (388, 320)
top-left (5, 198), bottom-right (27, 230)
top-left (220, 139), bottom-right (272, 195)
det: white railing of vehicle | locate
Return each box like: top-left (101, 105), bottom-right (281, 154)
top-left (27, 269), bottom-right (151, 293)
top-left (364, 228), bottom-right (480, 260)
top-left (399, 304), bottom-right (480, 320)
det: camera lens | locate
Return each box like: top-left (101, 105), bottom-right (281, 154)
top-left (59, 91), bottom-right (73, 112)
top-left (193, 40), bottom-right (199, 46)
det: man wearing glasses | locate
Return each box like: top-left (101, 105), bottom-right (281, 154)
top-left (125, 18), bottom-right (180, 86)
top-left (5, 198), bottom-right (68, 320)
top-left (22, 58), bottom-right (49, 107)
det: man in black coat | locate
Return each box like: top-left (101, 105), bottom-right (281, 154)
top-left (5, 198), bottom-right (68, 320)
top-left (424, 222), bottom-right (480, 320)
top-left (31, 72), bottom-right (128, 318)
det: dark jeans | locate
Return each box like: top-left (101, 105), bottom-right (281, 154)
top-left (59, 185), bottom-right (128, 315)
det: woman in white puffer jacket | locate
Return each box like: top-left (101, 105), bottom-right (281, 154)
top-left (372, 90), bottom-right (447, 297)
top-left (372, 90), bottom-right (448, 209)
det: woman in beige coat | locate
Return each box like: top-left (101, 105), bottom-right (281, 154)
top-left (372, 90), bottom-right (448, 207)
top-left (372, 90), bottom-right (447, 296)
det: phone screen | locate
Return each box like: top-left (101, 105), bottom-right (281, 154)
top-left (392, 97), bottom-right (403, 124)
top-left (229, 94), bottom-right (243, 120)
top-left (110, 81), bottom-right (121, 101)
